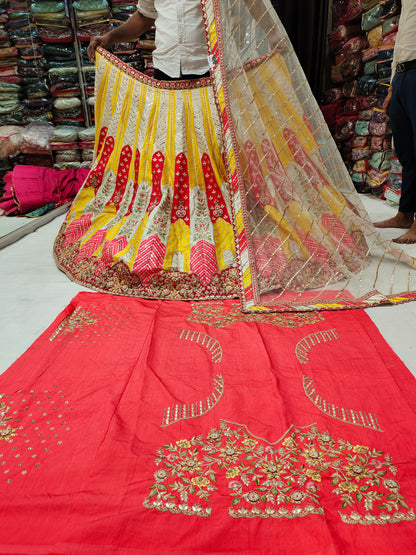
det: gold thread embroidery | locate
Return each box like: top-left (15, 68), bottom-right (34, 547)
top-left (0, 388), bottom-right (73, 483)
top-left (340, 510), bottom-right (415, 525)
top-left (303, 377), bottom-right (383, 432)
top-left (144, 421), bottom-right (413, 523)
top-left (49, 307), bottom-right (97, 341)
top-left (188, 301), bottom-right (325, 328)
top-left (295, 329), bottom-right (339, 364)
top-left (296, 330), bottom-right (383, 431)
top-left (49, 303), bottom-right (135, 344)
top-left (161, 374), bottom-right (224, 427)
top-left (0, 396), bottom-right (16, 442)
top-left (178, 329), bottom-right (223, 362)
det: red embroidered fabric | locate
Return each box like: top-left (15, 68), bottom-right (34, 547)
top-left (0, 293), bottom-right (416, 552)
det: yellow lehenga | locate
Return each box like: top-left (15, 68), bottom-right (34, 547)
top-left (55, 52), bottom-right (238, 299)
top-left (54, 0), bottom-right (416, 311)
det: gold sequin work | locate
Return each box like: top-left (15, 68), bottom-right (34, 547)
top-left (144, 421), bottom-right (414, 524)
top-left (161, 375), bottom-right (224, 427)
top-left (295, 329), bottom-right (383, 431)
top-left (0, 388), bottom-right (73, 484)
top-left (295, 329), bottom-right (339, 364)
top-left (188, 301), bottom-right (325, 328)
top-left (178, 329), bottom-right (223, 362)
top-left (0, 396), bottom-right (17, 442)
top-left (303, 377), bottom-right (383, 432)
top-left (49, 303), bottom-right (135, 344)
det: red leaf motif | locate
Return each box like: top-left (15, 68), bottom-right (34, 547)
top-left (132, 235), bottom-right (167, 282)
top-left (252, 236), bottom-right (285, 279)
top-left (75, 229), bottom-right (107, 261)
top-left (96, 236), bottom-right (128, 273)
top-left (321, 214), bottom-right (356, 251)
top-left (63, 214), bottom-right (92, 246)
top-left (190, 240), bottom-right (218, 285)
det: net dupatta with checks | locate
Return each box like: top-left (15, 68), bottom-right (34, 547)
top-left (201, 0), bottom-right (416, 312)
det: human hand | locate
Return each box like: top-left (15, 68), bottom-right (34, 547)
top-left (268, 29), bottom-right (290, 56)
top-left (383, 88), bottom-right (392, 116)
top-left (87, 35), bottom-right (110, 63)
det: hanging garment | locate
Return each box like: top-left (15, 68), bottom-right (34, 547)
top-left (54, 0), bottom-right (416, 312)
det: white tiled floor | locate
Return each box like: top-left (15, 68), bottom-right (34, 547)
top-left (0, 196), bottom-right (415, 377)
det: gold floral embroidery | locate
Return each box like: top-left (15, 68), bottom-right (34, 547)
top-left (0, 396), bottom-right (16, 442)
top-left (188, 301), bottom-right (325, 328)
top-left (303, 377), bottom-right (383, 432)
top-left (178, 329), bottom-right (223, 362)
top-left (144, 421), bottom-right (414, 524)
top-left (161, 375), bottom-right (224, 427)
top-left (55, 234), bottom-right (239, 301)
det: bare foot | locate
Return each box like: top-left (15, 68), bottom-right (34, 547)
top-left (393, 220), bottom-right (416, 244)
top-left (374, 212), bottom-right (414, 229)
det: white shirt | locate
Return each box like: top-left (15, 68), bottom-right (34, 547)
top-left (137, 0), bottom-right (209, 77)
top-left (391, 0), bottom-right (416, 80)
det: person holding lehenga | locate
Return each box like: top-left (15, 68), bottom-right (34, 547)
top-left (54, 0), bottom-right (416, 312)
top-left (374, 0), bottom-right (416, 244)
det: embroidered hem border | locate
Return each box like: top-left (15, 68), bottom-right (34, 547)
top-left (54, 234), bottom-right (240, 300)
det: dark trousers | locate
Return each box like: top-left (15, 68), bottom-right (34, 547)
top-left (390, 67), bottom-right (416, 213)
top-left (153, 68), bottom-right (210, 81)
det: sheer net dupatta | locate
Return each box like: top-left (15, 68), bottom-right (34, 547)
top-left (202, 0), bottom-right (416, 312)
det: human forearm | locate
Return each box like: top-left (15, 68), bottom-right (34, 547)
top-left (87, 10), bottom-right (155, 61)
top-left (103, 10), bottom-right (155, 46)
top-left (243, 0), bottom-right (277, 32)
top-left (243, 0), bottom-right (286, 52)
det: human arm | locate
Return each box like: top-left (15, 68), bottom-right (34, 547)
top-left (383, 86), bottom-right (393, 116)
top-left (242, 0), bottom-right (288, 53)
top-left (87, 10), bottom-right (155, 62)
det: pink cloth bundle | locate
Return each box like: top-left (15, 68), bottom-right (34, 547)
top-left (0, 165), bottom-right (88, 215)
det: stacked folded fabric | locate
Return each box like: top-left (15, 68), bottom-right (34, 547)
top-left (31, 0), bottom-right (73, 44)
top-left (20, 122), bottom-right (53, 156)
top-left (110, 0), bottom-right (154, 75)
top-left (136, 28), bottom-right (155, 76)
top-left (0, 123), bottom-right (22, 197)
top-left (113, 41), bottom-right (144, 72)
top-left (322, 0), bottom-right (400, 199)
top-left (7, 3), bottom-right (52, 126)
top-left (332, 0), bottom-right (379, 29)
top-left (7, 25), bottom-right (43, 127)
top-left (0, 124), bottom-right (22, 159)
top-left (0, 4), bottom-right (22, 125)
top-left (78, 125), bottom-right (94, 164)
top-left (48, 67), bottom-right (85, 127)
top-left (111, 0), bottom-right (136, 25)
top-left (74, 0), bottom-right (111, 42)
top-left (50, 124), bottom-right (81, 167)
